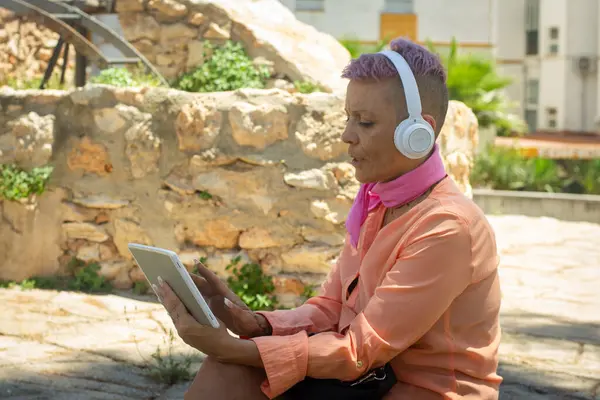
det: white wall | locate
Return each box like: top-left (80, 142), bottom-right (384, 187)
top-left (564, 0), bottom-right (598, 132)
top-left (539, 60), bottom-right (566, 130)
top-left (499, 64), bottom-right (526, 117)
top-left (292, 0), bottom-right (384, 42)
top-left (416, 0), bottom-right (492, 43)
top-left (284, 0), bottom-right (493, 44)
top-left (537, 0), bottom-right (567, 130)
top-left (495, 0), bottom-right (527, 117)
top-left (566, 0), bottom-right (598, 55)
top-left (597, 0), bottom-right (600, 125)
top-left (535, 0), bottom-right (599, 132)
top-left (495, 0), bottom-right (525, 61)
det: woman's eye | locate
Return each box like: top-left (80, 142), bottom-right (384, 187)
top-left (359, 121), bottom-right (374, 127)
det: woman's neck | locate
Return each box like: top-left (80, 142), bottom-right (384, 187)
top-left (381, 149), bottom-right (436, 183)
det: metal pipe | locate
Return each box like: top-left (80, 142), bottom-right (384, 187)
top-left (39, 37), bottom-right (64, 89)
top-left (59, 43), bottom-right (70, 85)
top-left (581, 73), bottom-right (587, 132)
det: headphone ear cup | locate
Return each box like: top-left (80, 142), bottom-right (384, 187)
top-left (393, 121), bottom-right (410, 157)
top-left (394, 119), bottom-right (435, 159)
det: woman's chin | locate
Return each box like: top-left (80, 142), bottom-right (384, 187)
top-left (353, 168), bottom-right (372, 184)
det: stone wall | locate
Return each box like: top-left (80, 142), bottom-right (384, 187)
top-left (0, 85), bottom-right (478, 306)
top-left (0, 0), bottom-right (350, 93)
top-left (0, 8), bottom-right (74, 84)
top-left (115, 0), bottom-right (351, 91)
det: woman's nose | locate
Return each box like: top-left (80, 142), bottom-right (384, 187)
top-left (341, 125), bottom-right (358, 145)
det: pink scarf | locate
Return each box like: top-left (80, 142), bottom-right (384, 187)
top-left (345, 144), bottom-right (447, 248)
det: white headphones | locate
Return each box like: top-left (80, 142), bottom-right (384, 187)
top-left (378, 50), bottom-right (436, 160)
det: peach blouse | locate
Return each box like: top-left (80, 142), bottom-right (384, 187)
top-left (253, 178), bottom-right (503, 399)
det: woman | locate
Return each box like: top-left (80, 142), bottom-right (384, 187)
top-left (155, 38), bottom-right (502, 399)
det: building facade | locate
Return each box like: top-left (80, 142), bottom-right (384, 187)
top-left (280, 0), bottom-right (495, 51)
top-left (281, 0), bottom-right (600, 135)
top-left (497, 0), bottom-right (598, 135)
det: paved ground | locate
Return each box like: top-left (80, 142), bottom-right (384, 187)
top-left (1, 214), bottom-right (599, 399)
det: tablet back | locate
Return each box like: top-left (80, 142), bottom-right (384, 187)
top-left (128, 243), bottom-right (219, 328)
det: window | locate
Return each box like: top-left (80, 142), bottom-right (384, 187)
top-left (526, 31), bottom-right (539, 55)
top-left (526, 79), bottom-right (539, 105)
top-left (384, 0), bottom-right (414, 13)
top-left (525, 0), bottom-right (540, 55)
top-left (546, 107), bottom-right (558, 129)
top-left (295, 0), bottom-right (324, 11)
top-left (525, 109), bottom-right (538, 133)
top-left (548, 27), bottom-right (559, 55)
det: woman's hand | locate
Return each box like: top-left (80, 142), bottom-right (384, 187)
top-left (155, 277), bottom-right (265, 368)
top-left (154, 277), bottom-right (235, 359)
top-left (190, 260), bottom-right (272, 338)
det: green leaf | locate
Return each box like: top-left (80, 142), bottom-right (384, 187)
top-left (426, 37), bottom-right (526, 134)
top-left (173, 41), bottom-right (270, 93)
top-left (0, 164), bottom-right (54, 201)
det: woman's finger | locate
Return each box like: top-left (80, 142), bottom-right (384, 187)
top-left (192, 260), bottom-right (222, 284)
top-left (192, 260), bottom-right (249, 310)
top-left (190, 274), bottom-right (215, 296)
top-left (156, 277), bottom-right (195, 329)
top-left (155, 277), bottom-right (179, 313)
top-left (223, 298), bottom-right (262, 336)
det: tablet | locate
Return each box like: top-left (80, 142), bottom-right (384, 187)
top-left (128, 243), bottom-right (220, 329)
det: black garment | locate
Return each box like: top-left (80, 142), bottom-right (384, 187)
top-left (280, 363), bottom-right (396, 400)
top-left (279, 276), bottom-right (397, 399)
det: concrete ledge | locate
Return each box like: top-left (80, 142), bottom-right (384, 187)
top-left (473, 189), bottom-right (600, 223)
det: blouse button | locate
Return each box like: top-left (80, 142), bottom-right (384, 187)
top-left (356, 360), bottom-right (363, 368)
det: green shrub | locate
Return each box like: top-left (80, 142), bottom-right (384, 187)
top-left (0, 75), bottom-right (66, 90)
top-left (122, 310), bottom-right (196, 385)
top-left (471, 146), bottom-right (561, 192)
top-left (148, 331), bottom-right (194, 384)
top-left (339, 37), bottom-right (389, 59)
top-left (0, 164), bottom-right (53, 201)
top-left (89, 64), bottom-right (163, 88)
top-left (301, 284), bottom-right (317, 300)
top-left (133, 280), bottom-right (151, 295)
top-left (198, 190), bottom-right (212, 200)
top-left (66, 258), bottom-right (112, 293)
top-left (173, 41), bottom-right (270, 93)
top-left (427, 38), bottom-right (527, 136)
top-left (559, 159), bottom-right (600, 195)
top-left (225, 256), bottom-right (278, 311)
top-left (0, 258), bottom-right (111, 293)
top-left (471, 146), bottom-right (600, 194)
top-left (293, 80), bottom-right (325, 94)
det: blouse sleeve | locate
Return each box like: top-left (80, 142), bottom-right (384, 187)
top-left (256, 237), bottom-right (352, 336)
top-left (251, 212), bottom-right (474, 398)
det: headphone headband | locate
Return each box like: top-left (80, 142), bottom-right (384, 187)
top-left (378, 50), bottom-right (423, 118)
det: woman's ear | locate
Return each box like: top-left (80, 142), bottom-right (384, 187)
top-left (422, 114), bottom-right (437, 132)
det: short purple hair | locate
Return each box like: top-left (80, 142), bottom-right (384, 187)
top-left (342, 37), bottom-right (446, 82)
top-left (342, 37), bottom-right (449, 134)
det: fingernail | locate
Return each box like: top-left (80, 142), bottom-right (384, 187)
top-left (224, 298), bottom-right (233, 308)
top-left (158, 276), bottom-right (164, 286)
top-left (152, 284), bottom-right (161, 301)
